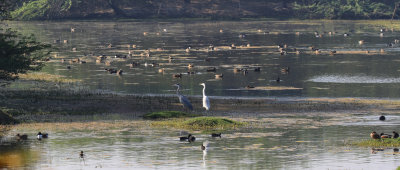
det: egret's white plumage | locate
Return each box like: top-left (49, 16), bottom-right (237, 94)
top-left (200, 83), bottom-right (210, 111)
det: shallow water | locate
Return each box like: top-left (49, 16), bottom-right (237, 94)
top-left (6, 20), bottom-right (400, 98)
top-left (1, 113), bottom-right (400, 169)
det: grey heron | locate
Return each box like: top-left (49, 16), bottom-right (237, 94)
top-left (200, 83), bottom-right (210, 111)
top-left (173, 84), bottom-right (193, 110)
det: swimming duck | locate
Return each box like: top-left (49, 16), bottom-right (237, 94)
top-left (117, 69), bottom-right (123, 75)
top-left (188, 134), bottom-right (196, 143)
top-left (254, 67), bottom-right (261, 72)
top-left (215, 74), bottom-right (223, 79)
top-left (370, 131), bottom-right (380, 139)
top-left (80, 151), bottom-right (84, 158)
top-left (245, 85), bottom-right (255, 89)
top-left (379, 115), bottom-right (386, 121)
top-left (207, 67), bottom-right (217, 72)
top-left (276, 77), bottom-right (281, 83)
top-left (16, 134), bottom-right (28, 140)
top-left (380, 133), bottom-right (392, 138)
top-left (173, 73), bottom-right (182, 78)
top-left (211, 133), bottom-right (221, 138)
top-left (393, 131), bottom-right (399, 139)
top-left (188, 64), bottom-right (194, 68)
top-left (37, 132), bottom-right (43, 140)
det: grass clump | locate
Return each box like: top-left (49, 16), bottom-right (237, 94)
top-left (353, 138), bottom-right (400, 147)
top-left (143, 111), bottom-right (197, 120)
top-left (151, 117), bottom-right (245, 130)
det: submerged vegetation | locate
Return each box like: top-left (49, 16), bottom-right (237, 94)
top-left (143, 111), bottom-right (197, 120)
top-left (150, 117), bottom-right (245, 130)
top-left (353, 139), bottom-right (400, 147)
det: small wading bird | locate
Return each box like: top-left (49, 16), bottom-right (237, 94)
top-left (200, 83), bottom-right (210, 111)
top-left (173, 84), bottom-right (193, 110)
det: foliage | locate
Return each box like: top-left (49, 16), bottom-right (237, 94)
top-left (143, 111), bottom-right (197, 120)
top-left (0, 29), bottom-right (50, 81)
top-left (292, 0), bottom-right (394, 19)
top-left (353, 138), bottom-right (400, 147)
top-left (11, 0), bottom-right (73, 20)
top-left (150, 117), bottom-right (245, 130)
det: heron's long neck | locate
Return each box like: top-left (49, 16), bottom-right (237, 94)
top-left (176, 86), bottom-right (180, 95)
top-left (202, 85), bottom-right (206, 96)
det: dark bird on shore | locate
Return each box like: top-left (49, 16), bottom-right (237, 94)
top-left (393, 131), bottom-right (399, 139)
top-left (211, 133), bottom-right (221, 138)
top-left (16, 134), bottom-right (28, 140)
top-left (173, 84), bottom-right (193, 111)
top-left (370, 131), bottom-right (380, 139)
top-left (380, 133), bottom-right (392, 138)
top-left (379, 115), bottom-right (386, 121)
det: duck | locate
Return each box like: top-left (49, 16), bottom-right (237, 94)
top-left (201, 141), bottom-right (209, 151)
top-left (380, 133), bottom-right (392, 138)
top-left (207, 67), bottom-right (217, 72)
top-left (188, 134), bottom-right (196, 143)
top-left (188, 64), bottom-right (194, 68)
top-left (80, 151), bottom-right (84, 158)
top-left (16, 134), bottom-right (28, 140)
top-left (37, 132), bottom-right (43, 140)
top-left (173, 73), bottom-right (182, 78)
top-left (370, 131), bottom-right (380, 139)
top-left (358, 40), bottom-right (364, 45)
top-left (215, 74), bottom-right (223, 79)
top-left (330, 50), bottom-right (337, 55)
top-left (393, 131), bottom-right (399, 139)
top-left (233, 68), bottom-right (241, 73)
top-left (245, 85), bottom-right (255, 89)
top-left (281, 67), bottom-right (289, 73)
top-left (379, 115), bottom-right (386, 121)
top-left (117, 69), bottom-right (123, 75)
top-left (276, 77), bottom-right (281, 83)
top-left (211, 133), bottom-right (221, 138)
top-left (254, 67), bottom-right (261, 72)
top-left (180, 134), bottom-right (195, 142)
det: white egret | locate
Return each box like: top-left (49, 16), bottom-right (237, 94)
top-left (200, 83), bottom-right (210, 111)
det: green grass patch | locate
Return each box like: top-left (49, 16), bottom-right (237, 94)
top-left (353, 138), bottom-right (400, 147)
top-left (143, 111), bottom-right (197, 120)
top-left (150, 117), bottom-right (245, 130)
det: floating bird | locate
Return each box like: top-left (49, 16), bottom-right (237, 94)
top-left (188, 64), bottom-right (194, 68)
top-left (207, 67), bottom-right (217, 72)
top-left (16, 134), bottom-right (28, 140)
top-left (173, 73), bottom-right (182, 78)
top-left (370, 131), bottom-right (380, 139)
top-left (380, 133), bottom-right (392, 138)
top-left (379, 115), bottom-right (386, 121)
top-left (200, 83), bottom-right (210, 111)
top-left (393, 131), bottom-right (399, 139)
top-left (173, 84), bottom-right (193, 110)
top-left (80, 151), bottom-right (85, 161)
top-left (276, 77), bottom-right (281, 83)
top-left (201, 141), bottom-right (209, 150)
top-left (37, 132), bottom-right (43, 140)
top-left (211, 133), bottom-right (221, 138)
top-left (254, 67), bottom-right (261, 72)
top-left (188, 134), bottom-right (196, 142)
top-left (245, 85), bottom-right (255, 89)
top-left (359, 40), bottom-right (364, 45)
top-left (215, 74), bottom-right (223, 79)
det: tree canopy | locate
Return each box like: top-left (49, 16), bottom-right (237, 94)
top-left (0, 0), bottom-right (50, 81)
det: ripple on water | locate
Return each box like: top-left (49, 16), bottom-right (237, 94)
top-left (308, 74), bottom-right (400, 83)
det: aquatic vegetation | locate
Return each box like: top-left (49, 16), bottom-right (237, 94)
top-left (353, 139), bottom-right (400, 147)
top-left (143, 111), bottom-right (197, 120)
top-left (151, 117), bottom-right (245, 130)
top-left (19, 72), bottom-right (81, 83)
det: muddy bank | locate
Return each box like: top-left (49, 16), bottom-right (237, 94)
top-left (1, 88), bottom-right (398, 122)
